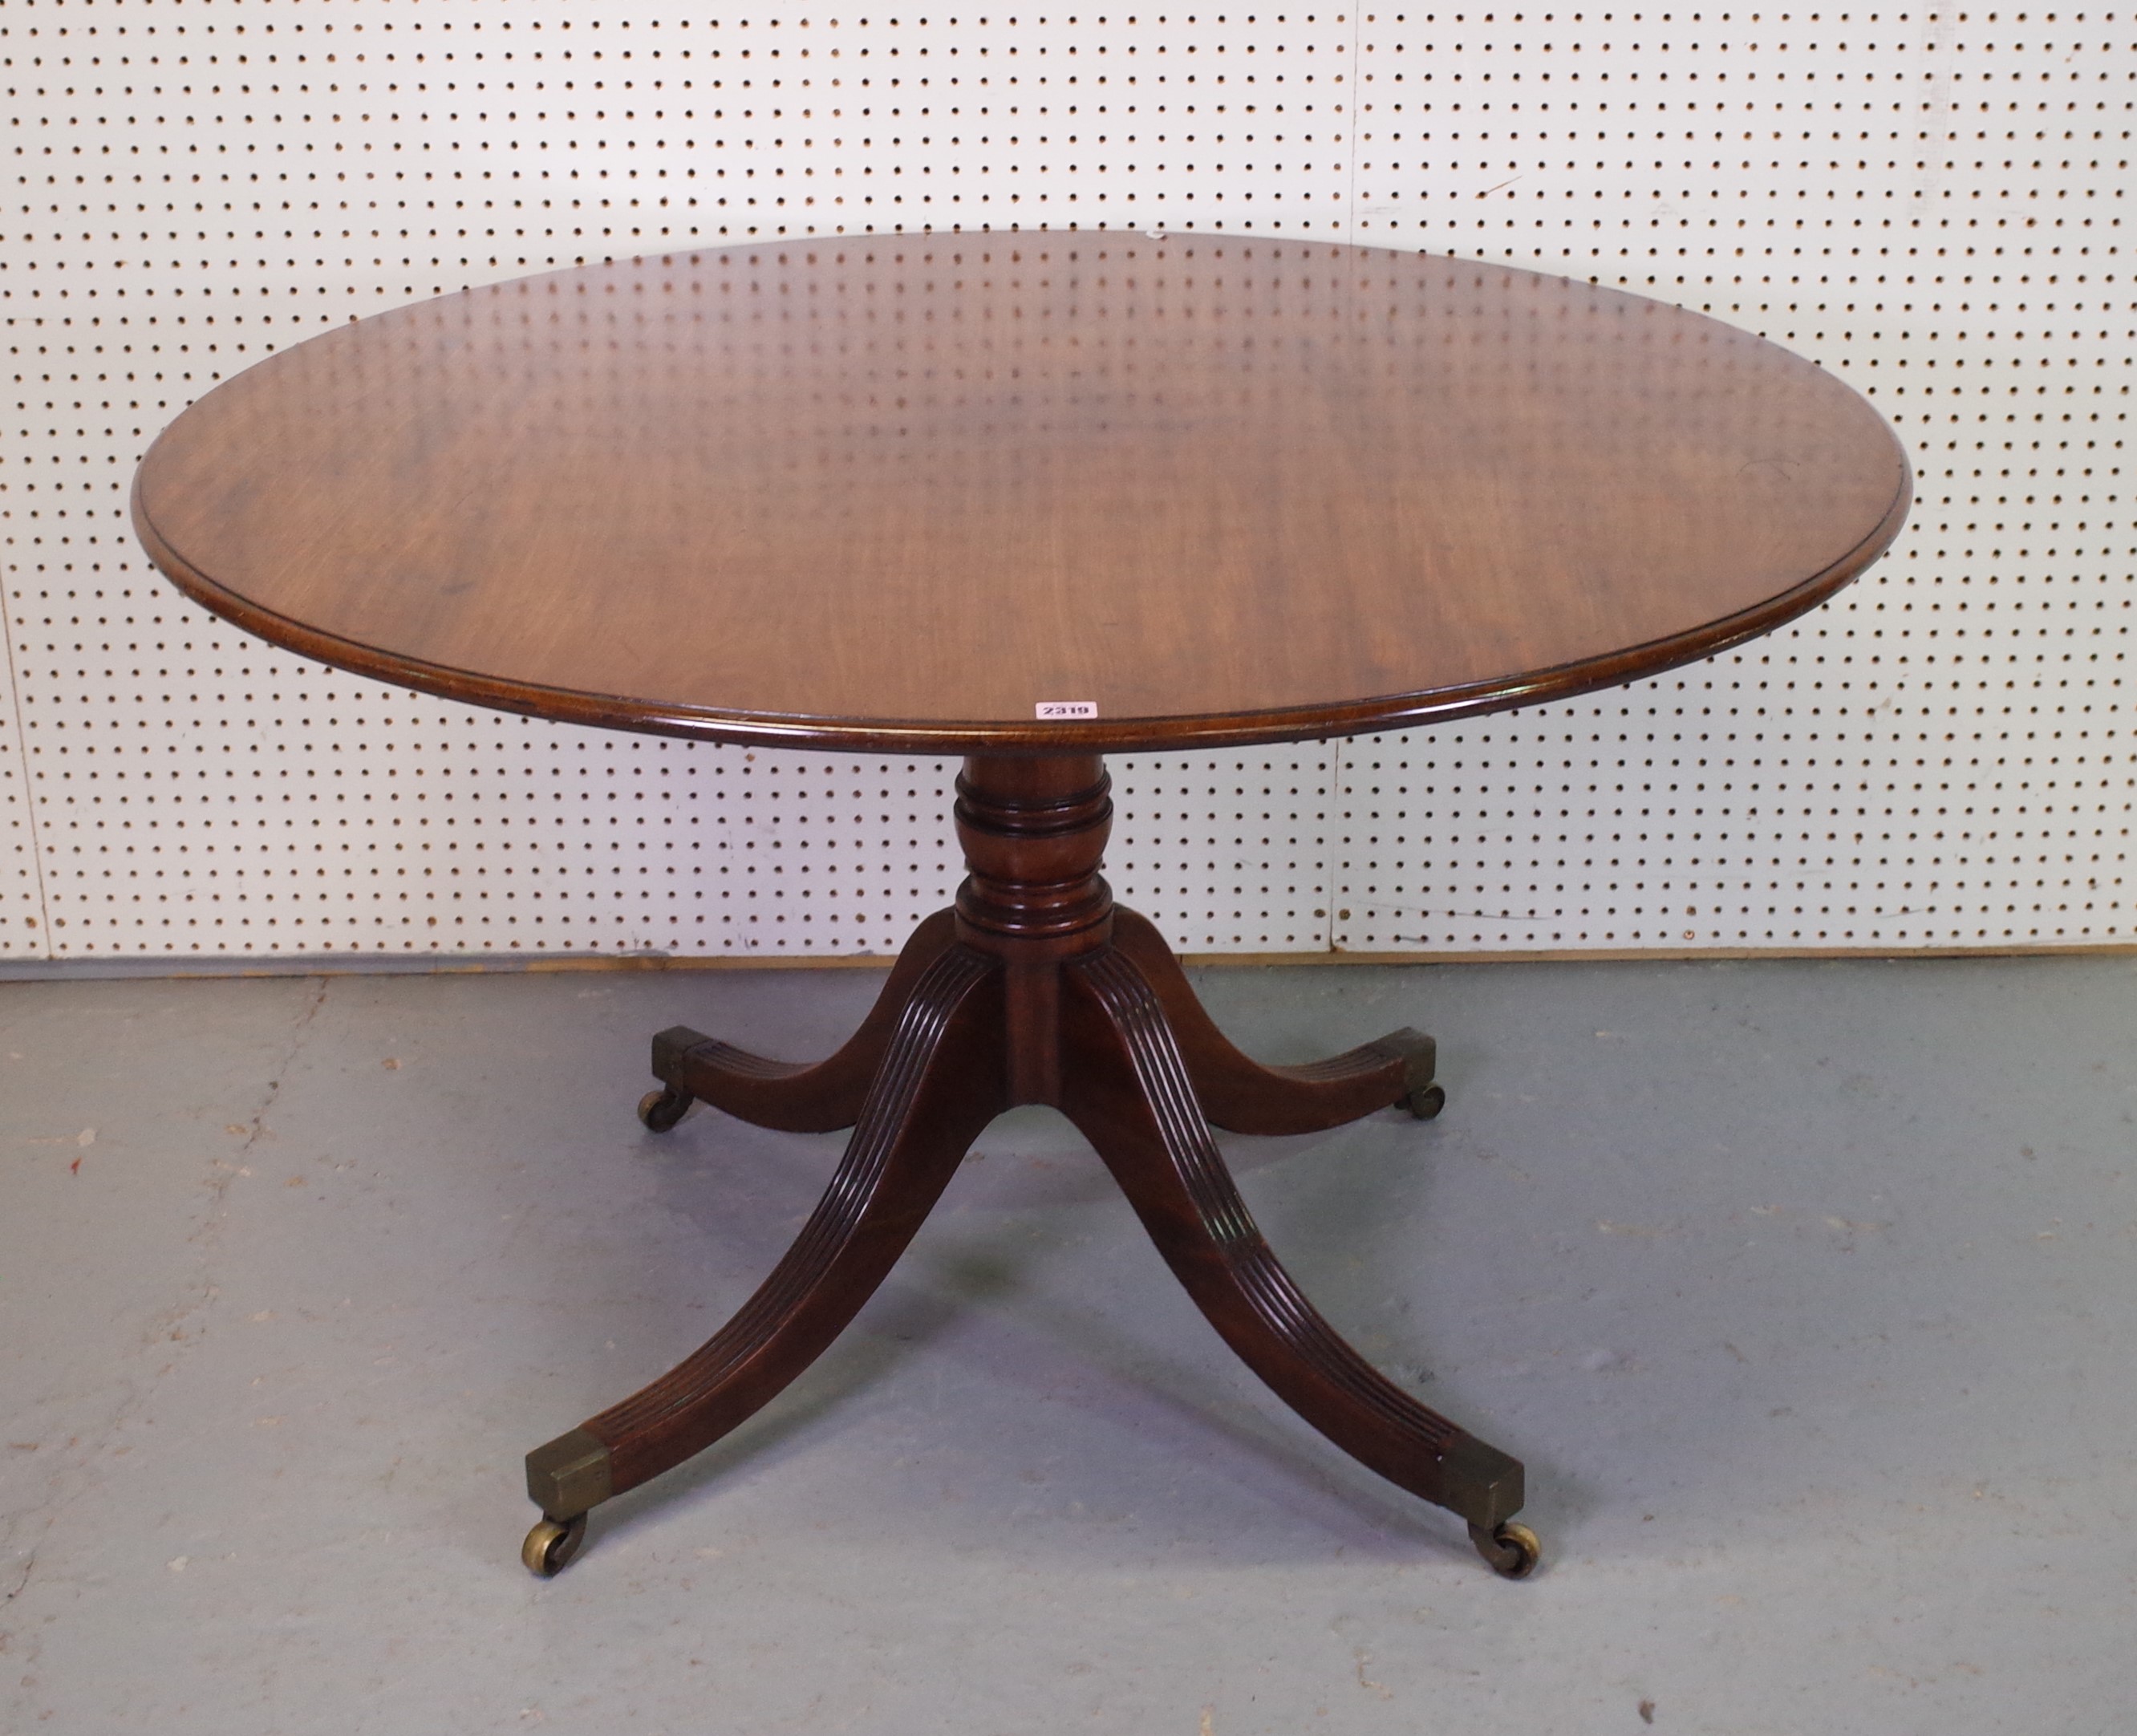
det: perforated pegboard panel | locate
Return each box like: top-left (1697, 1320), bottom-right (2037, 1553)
top-left (1111, 750), bottom-right (1340, 951)
top-left (0, 626), bottom-right (40, 955)
top-left (1332, 3), bottom-right (2134, 952)
top-left (3, 0), bottom-right (2130, 961)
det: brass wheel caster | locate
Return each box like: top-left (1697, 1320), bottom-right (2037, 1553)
top-left (522, 1512), bottom-right (588, 1578)
top-left (638, 1087), bottom-right (691, 1132)
top-left (1469, 1519), bottom-right (1541, 1579)
top-left (1401, 1082), bottom-right (1447, 1120)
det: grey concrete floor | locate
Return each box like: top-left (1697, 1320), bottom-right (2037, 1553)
top-left (1, 953), bottom-right (2133, 1734)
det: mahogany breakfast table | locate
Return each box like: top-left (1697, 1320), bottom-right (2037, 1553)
top-left (133, 237), bottom-right (1911, 1581)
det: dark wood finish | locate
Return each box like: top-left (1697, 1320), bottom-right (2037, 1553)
top-left (132, 241), bottom-right (1915, 1572)
top-left (1112, 908), bottom-right (1436, 1134)
top-left (135, 238), bottom-right (1910, 756)
top-left (647, 908), bottom-right (959, 1134)
top-left (953, 755), bottom-right (1116, 1103)
top-left (533, 940), bottom-right (1008, 1516)
top-left (527, 753), bottom-right (1525, 1568)
top-left (1055, 947), bottom-right (1520, 1530)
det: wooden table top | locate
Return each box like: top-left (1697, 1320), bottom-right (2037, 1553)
top-left (134, 238), bottom-right (1910, 755)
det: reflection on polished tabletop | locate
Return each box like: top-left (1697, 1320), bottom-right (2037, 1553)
top-left (136, 239), bottom-right (1909, 753)
top-left (133, 239), bottom-right (1910, 1584)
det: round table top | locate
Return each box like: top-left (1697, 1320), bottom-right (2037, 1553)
top-left (135, 238), bottom-right (1910, 756)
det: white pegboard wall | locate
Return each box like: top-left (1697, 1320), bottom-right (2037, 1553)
top-left (2, 0), bottom-right (2130, 962)
top-left (1109, 752), bottom-right (1340, 951)
top-left (0, 623), bottom-right (40, 955)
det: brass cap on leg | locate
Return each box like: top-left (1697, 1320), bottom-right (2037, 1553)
top-left (525, 1426), bottom-right (614, 1519)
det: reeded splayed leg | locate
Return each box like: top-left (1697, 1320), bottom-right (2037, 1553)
top-left (522, 943), bottom-right (1008, 1575)
top-left (1109, 908), bottom-right (1446, 1132)
top-left (1056, 944), bottom-right (1537, 1576)
top-left (638, 909), bottom-right (961, 1134)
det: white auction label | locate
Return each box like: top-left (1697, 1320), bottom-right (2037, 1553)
top-left (1034, 700), bottom-right (1098, 720)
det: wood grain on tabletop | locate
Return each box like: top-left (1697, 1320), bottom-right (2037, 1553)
top-left (134, 237), bottom-right (1912, 753)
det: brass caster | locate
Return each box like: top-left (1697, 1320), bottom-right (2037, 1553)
top-left (1469, 1519), bottom-right (1541, 1579)
top-left (638, 1087), bottom-right (691, 1133)
top-left (1401, 1082), bottom-right (1447, 1120)
top-left (522, 1512), bottom-right (588, 1578)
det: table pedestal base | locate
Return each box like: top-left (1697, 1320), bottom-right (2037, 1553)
top-left (521, 755), bottom-right (1538, 1581)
